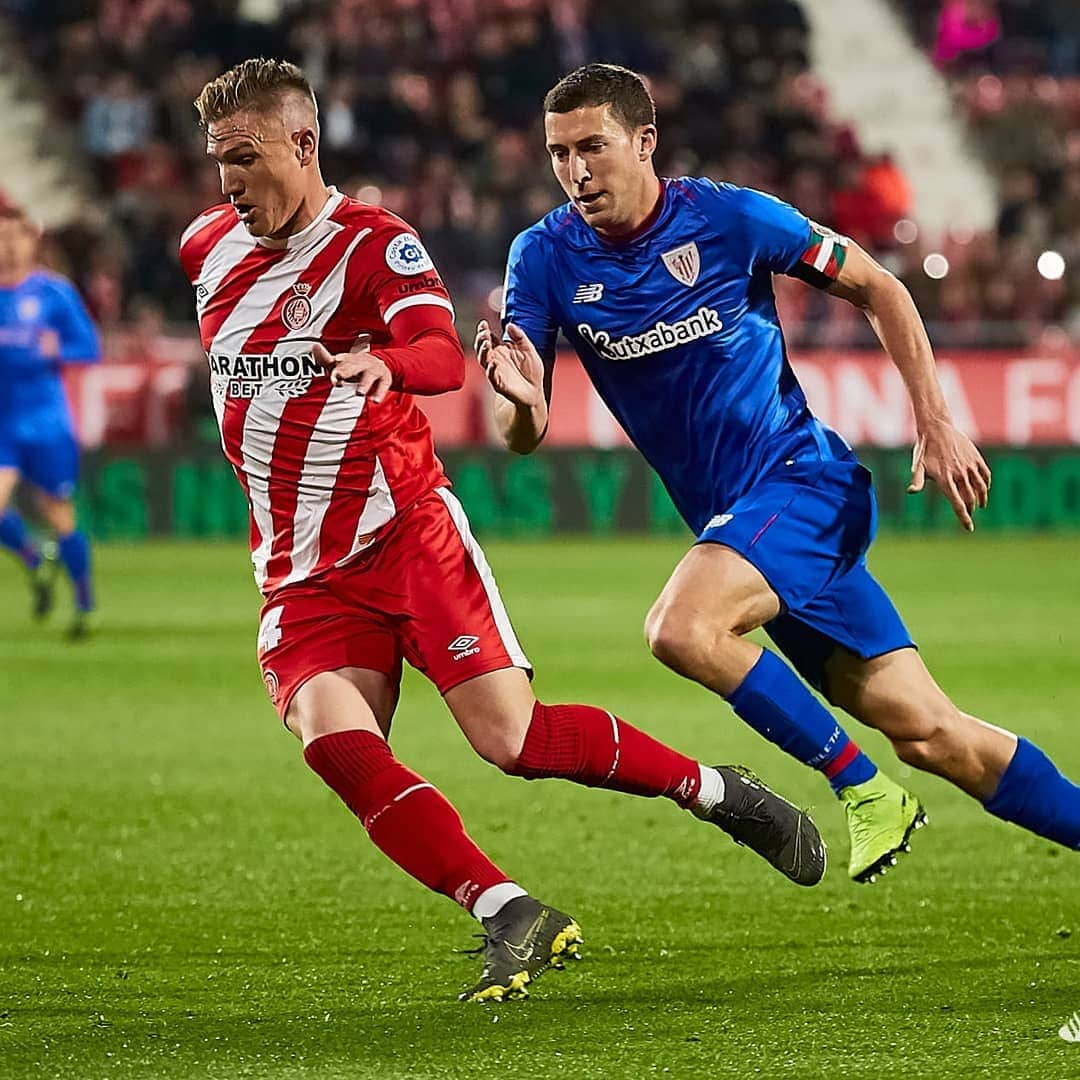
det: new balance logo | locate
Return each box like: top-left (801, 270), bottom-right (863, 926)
top-left (705, 513), bottom-right (733, 529)
top-left (572, 283), bottom-right (604, 303)
top-left (449, 634), bottom-right (481, 661)
top-left (1061, 1011), bottom-right (1080, 1042)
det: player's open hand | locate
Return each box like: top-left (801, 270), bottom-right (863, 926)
top-left (907, 418), bottom-right (991, 532)
top-left (475, 320), bottom-right (545, 408)
top-left (312, 340), bottom-right (392, 402)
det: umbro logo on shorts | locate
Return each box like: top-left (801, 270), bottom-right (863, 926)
top-left (448, 634), bottom-right (481, 661)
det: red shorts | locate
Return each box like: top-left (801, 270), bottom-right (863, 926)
top-left (255, 487), bottom-right (531, 720)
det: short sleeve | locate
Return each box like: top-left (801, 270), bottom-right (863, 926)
top-left (728, 185), bottom-right (849, 288)
top-left (501, 229), bottom-right (558, 364)
top-left (366, 226), bottom-right (455, 327)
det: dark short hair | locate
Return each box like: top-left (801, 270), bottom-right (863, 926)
top-left (195, 57), bottom-right (315, 127)
top-left (543, 63), bottom-right (656, 131)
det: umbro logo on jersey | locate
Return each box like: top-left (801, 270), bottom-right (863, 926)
top-left (449, 634), bottom-right (481, 660)
top-left (573, 283), bottom-right (604, 303)
top-left (661, 241), bottom-right (701, 287)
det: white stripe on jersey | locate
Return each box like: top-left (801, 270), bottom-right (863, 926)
top-left (434, 487), bottom-right (530, 670)
top-left (195, 220), bottom-right (252, 296)
top-left (180, 207), bottom-right (231, 251)
top-left (240, 389), bottom-right (292, 589)
top-left (275, 227), bottom-right (374, 585)
top-left (331, 455), bottom-right (397, 566)
top-left (812, 236), bottom-right (836, 273)
top-left (210, 226), bottom-right (341, 354)
top-left (381, 293), bottom-right (456, 323)
top-left (280, 385), bottom-right (367, 586)
top-left (277, 229), bottom-right (371, 345)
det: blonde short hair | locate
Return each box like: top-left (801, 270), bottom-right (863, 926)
top-left (194, 57), bottom-right (316, 128)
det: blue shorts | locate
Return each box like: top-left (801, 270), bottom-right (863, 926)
top-left (0, 425), bottom-right (80, 499)
top-left (697, 454), bottom-right (914, 700)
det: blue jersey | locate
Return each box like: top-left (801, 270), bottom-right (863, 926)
top-left (502, 178), bottom-right (851, 533)
top-left (0, 269), bottom-right (101, 436)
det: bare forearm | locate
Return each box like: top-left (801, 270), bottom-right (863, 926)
top-left (493, 394), bottom-right (548, 455)
top-left (861, 272), bottom-right (951, 425)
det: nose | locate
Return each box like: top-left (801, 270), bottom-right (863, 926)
top-left (220, 165), bottom-right (244, 200)
top-left (569, 151), bottom-right (591, 188)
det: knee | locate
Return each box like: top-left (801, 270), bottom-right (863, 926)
top-left (465, 711), bottom-right (531, 774)
top-left (645, 601), bottom-right (719, 672)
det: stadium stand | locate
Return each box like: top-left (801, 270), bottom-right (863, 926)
top-left (0, 1), bottom-right (1075, 355)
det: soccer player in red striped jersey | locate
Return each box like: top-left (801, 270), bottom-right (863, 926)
top-left (180, 58), bottom-right (825, 1003)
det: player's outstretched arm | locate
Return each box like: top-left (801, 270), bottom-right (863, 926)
top-left (826, 243), bottom-right (991, 532)
top-left (475, 319), bottom-right (550, 455)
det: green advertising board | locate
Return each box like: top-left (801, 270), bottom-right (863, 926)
top-left (72, 447), bottom-right (1080, 540)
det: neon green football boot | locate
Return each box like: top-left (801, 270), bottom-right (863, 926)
top-left (840, 772), bottom-right (927, 883)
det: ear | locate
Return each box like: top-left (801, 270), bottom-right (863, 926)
top-left (296, 127), bottom-right (317, 166)
top-left (638, 125), bottom-right (657, 161)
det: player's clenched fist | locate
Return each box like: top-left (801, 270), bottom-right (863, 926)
top-left (475, 320), bottom-right (545, 408)
top-left (312, 340), bottom-right (391, 402)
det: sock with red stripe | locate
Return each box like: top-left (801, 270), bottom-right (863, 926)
top-left (726, 650), bottom-right (877, 795)
top-left (510, 701), bottom-right (704, 808)
top-left (303, 729), bottom-right (511, 911)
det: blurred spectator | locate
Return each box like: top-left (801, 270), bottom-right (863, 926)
top-left (3, 0), bottom-right (1076, 345)
top-left (933, 0), bottom-right (1001, 70)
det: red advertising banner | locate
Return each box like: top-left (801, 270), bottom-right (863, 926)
top-left (65, 335), bottom-right (1080, 449)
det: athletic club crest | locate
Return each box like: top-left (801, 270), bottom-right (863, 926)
top-left (282, 282), bottom-right (312, 330)
top-left (660, 242), bottom-right (701, 287)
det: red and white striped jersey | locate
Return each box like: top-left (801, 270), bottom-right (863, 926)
top-left (179, 188), bottom-right (455, 594)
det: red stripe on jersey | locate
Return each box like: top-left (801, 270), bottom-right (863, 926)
top-left (179, 208), bottom-right (238, 284)
top-left (318, 235), bottom-right (378, 350)
top-left (259, 383), bottom-right (338, 591)
top-left (200, 245), bottom-right (288, 350)
top-left (242, 225), bottom-right (360, 353)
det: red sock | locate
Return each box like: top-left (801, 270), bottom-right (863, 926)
top-left (510, 702), bottom-right (701, 808)
top-left (303, 729), bottom-right (509, 911)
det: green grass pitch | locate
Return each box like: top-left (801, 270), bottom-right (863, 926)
top-left (2, 534), bottom-right (1078, 1079)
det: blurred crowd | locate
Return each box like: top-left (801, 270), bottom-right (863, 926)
top-left (0, 0), bottom-right (1077, 346)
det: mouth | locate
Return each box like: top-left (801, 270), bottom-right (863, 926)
top-left (233, 202), bottom-right (257, 224)
top-left (575, 191), bottom-right (606, 211)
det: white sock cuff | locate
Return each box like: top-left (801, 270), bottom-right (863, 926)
top-left (471, 881), bottom-right (528, 921)
top-left (693, 764), bottom-right (726, 816)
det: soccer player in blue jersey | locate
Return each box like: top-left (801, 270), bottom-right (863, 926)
top-left (0, 205), bottom-right (100, 638)
top-left (477, 64), bottom-right (1080, 881)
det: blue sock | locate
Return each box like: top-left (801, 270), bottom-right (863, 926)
top-left (57, 529), bottom-right (94, 613)
top-left (0, 509), bottom-right (42, 570)
top-left (984, 737), bottom-right (1080, 850)
top-left (727, 650), bottom-right (878, 794)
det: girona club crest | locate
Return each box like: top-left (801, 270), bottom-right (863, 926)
top-left (263, 669), bottom-right (280, 705)
top-left (282, 282), bottom-right (313, 330)
top-left (660, 241), bottom-right (701, 287)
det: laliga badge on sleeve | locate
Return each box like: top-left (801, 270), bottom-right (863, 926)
top-left (386, 232), bottom-right (435, 275)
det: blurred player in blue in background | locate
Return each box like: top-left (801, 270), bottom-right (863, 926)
top-left (478, 64), bottom-right (1080, 881)
top-left (0, 204), bottom-right (100, 638)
